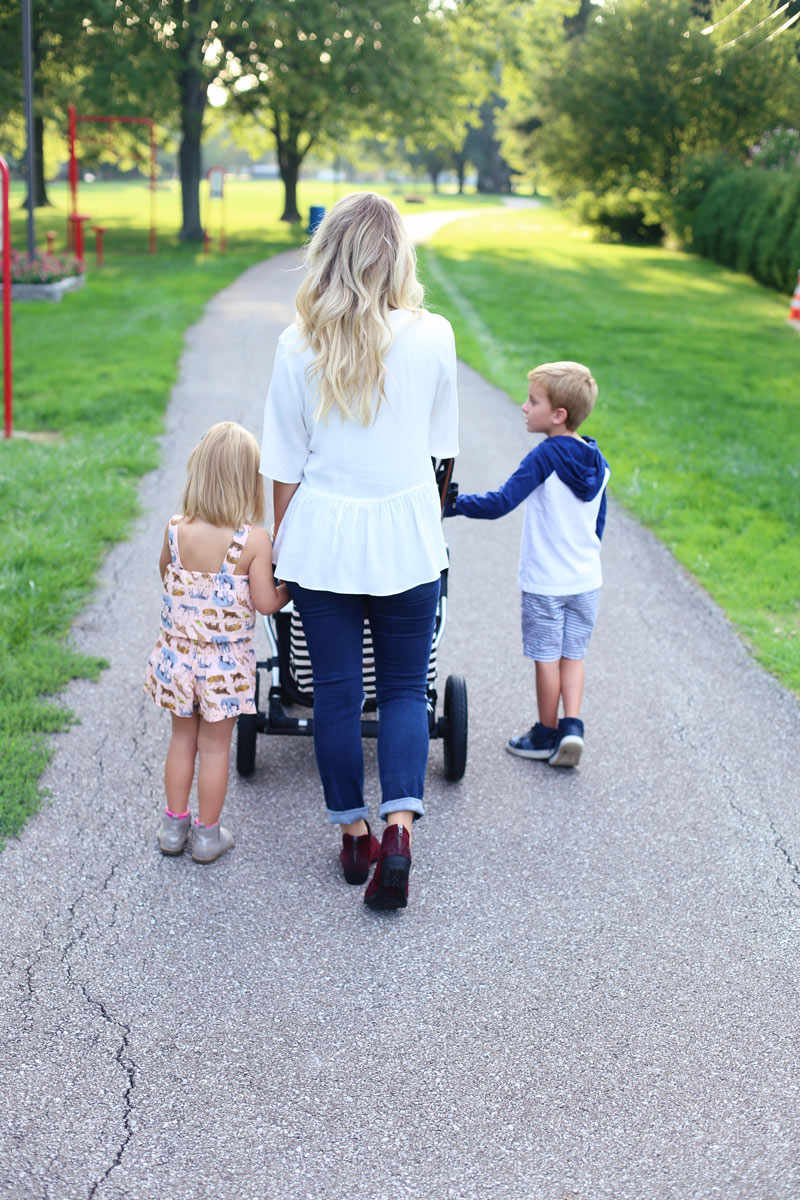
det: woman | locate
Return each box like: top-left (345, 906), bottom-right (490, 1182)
top-left (261, 192), bottom-right (459, 911)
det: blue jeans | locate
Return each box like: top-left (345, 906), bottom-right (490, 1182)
top-left (287, 579), bottom-right (440, 824)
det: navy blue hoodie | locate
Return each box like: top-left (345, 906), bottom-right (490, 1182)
top-left (450, 435), bottom-right (609, 539)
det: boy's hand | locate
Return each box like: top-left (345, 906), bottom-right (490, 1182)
top-left (442, 481), bottom-right (459, 518)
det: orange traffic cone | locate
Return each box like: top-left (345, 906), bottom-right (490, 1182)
top-left (788, 270), bottom-right (800, 328)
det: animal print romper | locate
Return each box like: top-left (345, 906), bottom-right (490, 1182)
top-left (143, 516), bottom-right (257, 721)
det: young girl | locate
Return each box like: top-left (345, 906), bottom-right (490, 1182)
top-left (144, 422), bottom-right (289, 863)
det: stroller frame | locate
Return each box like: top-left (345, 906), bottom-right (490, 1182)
top-left (235, 459), bottom-right (468, 782)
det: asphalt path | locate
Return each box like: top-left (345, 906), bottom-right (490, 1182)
top-left (1, 213), bottom-right (799, 1200)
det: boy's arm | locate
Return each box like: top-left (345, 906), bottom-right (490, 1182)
top-left (446, 446), bottom-right (550, 520)
top-left (595, 490), bottom-right (607, 541)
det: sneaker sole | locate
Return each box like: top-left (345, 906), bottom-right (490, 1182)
top-left (549, 736), bottom-right (584, 767)
top-left (158, 844), bottom-right (188, 856)
top-left (505, 743), bottom-right (554, 760)
top-left (191, 844), bottom-right (234, 864)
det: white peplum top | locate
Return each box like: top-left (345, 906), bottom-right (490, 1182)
top-left (260, 308), bottom-right (459, 596)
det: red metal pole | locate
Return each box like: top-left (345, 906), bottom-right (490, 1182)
top-left (1, 155), bottom-right (12, 439)
top-left (68, 103), bottom-right (78, 250)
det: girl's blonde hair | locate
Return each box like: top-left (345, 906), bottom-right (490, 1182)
top-left (295, 191), bottom-right (424, 426)
top-left (182, 421), bottom-right (265, 527)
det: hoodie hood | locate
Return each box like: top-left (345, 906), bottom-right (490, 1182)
top-left (541, 435), bottom-right (609, 502)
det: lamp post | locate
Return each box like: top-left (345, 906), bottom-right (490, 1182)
top-left (21, 0), bottom-right (36, 260)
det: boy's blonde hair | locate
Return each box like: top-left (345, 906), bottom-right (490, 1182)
top-left (296, 191), bottom-right (424, 426)
top-left (182, 421), bottom-right (265, 527)
top-left (528, 361), bottom-right (597, 431)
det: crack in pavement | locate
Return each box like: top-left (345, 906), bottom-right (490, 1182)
top-left (769, 820), bottom-right (800, 908)
top-left (59, 886), bottom-right (137, 1198)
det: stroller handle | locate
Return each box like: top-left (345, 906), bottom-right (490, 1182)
top-left (434, 457), bottom-right (458, 515)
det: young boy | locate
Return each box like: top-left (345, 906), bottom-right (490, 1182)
top-left (446, 361), bottom-right (609, 767)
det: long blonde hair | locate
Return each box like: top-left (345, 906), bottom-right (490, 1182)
top-left (182, 421), bottom-right (265, 527)
top-left (295, 192), bottom-right (424, 425)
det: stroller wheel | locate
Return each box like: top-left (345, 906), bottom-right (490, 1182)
top-left (236, 713), bottom-right (258, 777)
top-left (443, 674), bottom-right (468, 782)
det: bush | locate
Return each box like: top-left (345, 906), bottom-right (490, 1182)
top-left (751, 128), bottom-right (800, 172)
top-left (574, 186), bottom-right (665, 244)
top-left (692, 166), bottom-right (800, 293)
top-left (668, 152), bottom-right (737, 246)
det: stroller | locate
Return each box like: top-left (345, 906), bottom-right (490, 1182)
top-left (235, 459), bottom-right (468, 782)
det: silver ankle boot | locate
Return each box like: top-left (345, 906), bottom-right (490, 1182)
top-left (191, 822), bottom-right (234, 864)
top-left (157, 811), bottom-right (191, 856)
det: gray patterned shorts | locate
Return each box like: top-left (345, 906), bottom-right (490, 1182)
top-left (521, 589), bottom-right (600, 661)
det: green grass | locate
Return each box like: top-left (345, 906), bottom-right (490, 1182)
top-left (0, 178), bottom-right (495, 840)
top-left (418, 207), bottom-right (800, 694)
top-left (7, 176), bottom-right (498, 256)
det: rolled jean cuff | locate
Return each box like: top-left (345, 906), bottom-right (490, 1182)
top-left (379, 797), bottom-right (425, 821)
top-left (327, 805), bottom-right (369, 826)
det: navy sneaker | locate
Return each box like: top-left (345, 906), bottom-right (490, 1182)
top-left (506, 722), bottom-right (558, 759)
top-left (549, 717), bottom-right (584, 767)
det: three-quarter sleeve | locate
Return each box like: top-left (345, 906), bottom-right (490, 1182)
top-left (260, 338), bottom-right (310, 483)
top-left (429, 319), bottom-right (459, 458)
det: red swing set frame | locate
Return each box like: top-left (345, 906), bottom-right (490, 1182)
top-left (68, 103), bottom-right (157, 256)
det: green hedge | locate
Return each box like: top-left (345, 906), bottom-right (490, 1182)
top-left (692, 167), bottom-right (800, 294)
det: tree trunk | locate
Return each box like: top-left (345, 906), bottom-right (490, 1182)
top-left (277, 138), bottom-right (303, 223)
top-left (428, 167), bottom-right (440, 193)
top-left (177, 21), bottom-right (207, 242)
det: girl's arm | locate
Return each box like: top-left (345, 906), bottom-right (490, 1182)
top-left (273, 480), bottom-right (300, 536)
top-left (158, 525), bottom-right (171, 580)
top-left (247, 527), bottom-right (290, 614)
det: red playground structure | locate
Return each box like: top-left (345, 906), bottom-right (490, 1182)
top-left (1, 153), bottom-right (12, 438)
top-left (67, 103), bottom-right (157, 258)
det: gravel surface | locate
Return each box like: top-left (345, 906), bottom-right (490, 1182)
top-left (1, 219), bottom-right (799, 1200)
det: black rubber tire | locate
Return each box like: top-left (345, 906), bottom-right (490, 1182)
top-left (236, 713), bottom-right (258, 777)
top-left (443, 674), bottom-right (468, 782)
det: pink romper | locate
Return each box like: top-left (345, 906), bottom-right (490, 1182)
top-left (143, 516), bottom-right (257, 721)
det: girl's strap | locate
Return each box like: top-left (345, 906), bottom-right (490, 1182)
top-left (168, 515), bottom-right (183, 567)
top-left (221, 524), bottom-right (251, 570)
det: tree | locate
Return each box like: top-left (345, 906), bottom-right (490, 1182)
top-left (0, 0), bottom-right (90, 207)
top-left (221, 0), bottom-right (490, 221)
top-left (489, 0), bottom-right (601, 189)
top-left (80, 1), bottom-right (264, 241)
top-left (500, 0), bottom-right (800, 200)
top-left (464, 100), bottom-right (514, 193)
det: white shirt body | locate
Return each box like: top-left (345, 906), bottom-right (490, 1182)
top-left (260, 309), bottom-right (459, 595)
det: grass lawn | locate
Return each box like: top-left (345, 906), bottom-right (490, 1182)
top-left (0, 178), bottom-right (493, 840)
top-left (417, 206), bottom-right (800, 695)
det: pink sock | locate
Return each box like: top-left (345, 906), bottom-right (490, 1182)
top-left (165, 807), bottom-right (190, 819)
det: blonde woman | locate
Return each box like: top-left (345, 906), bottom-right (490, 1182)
top-left (261, 192), bottom-right (459, 910)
